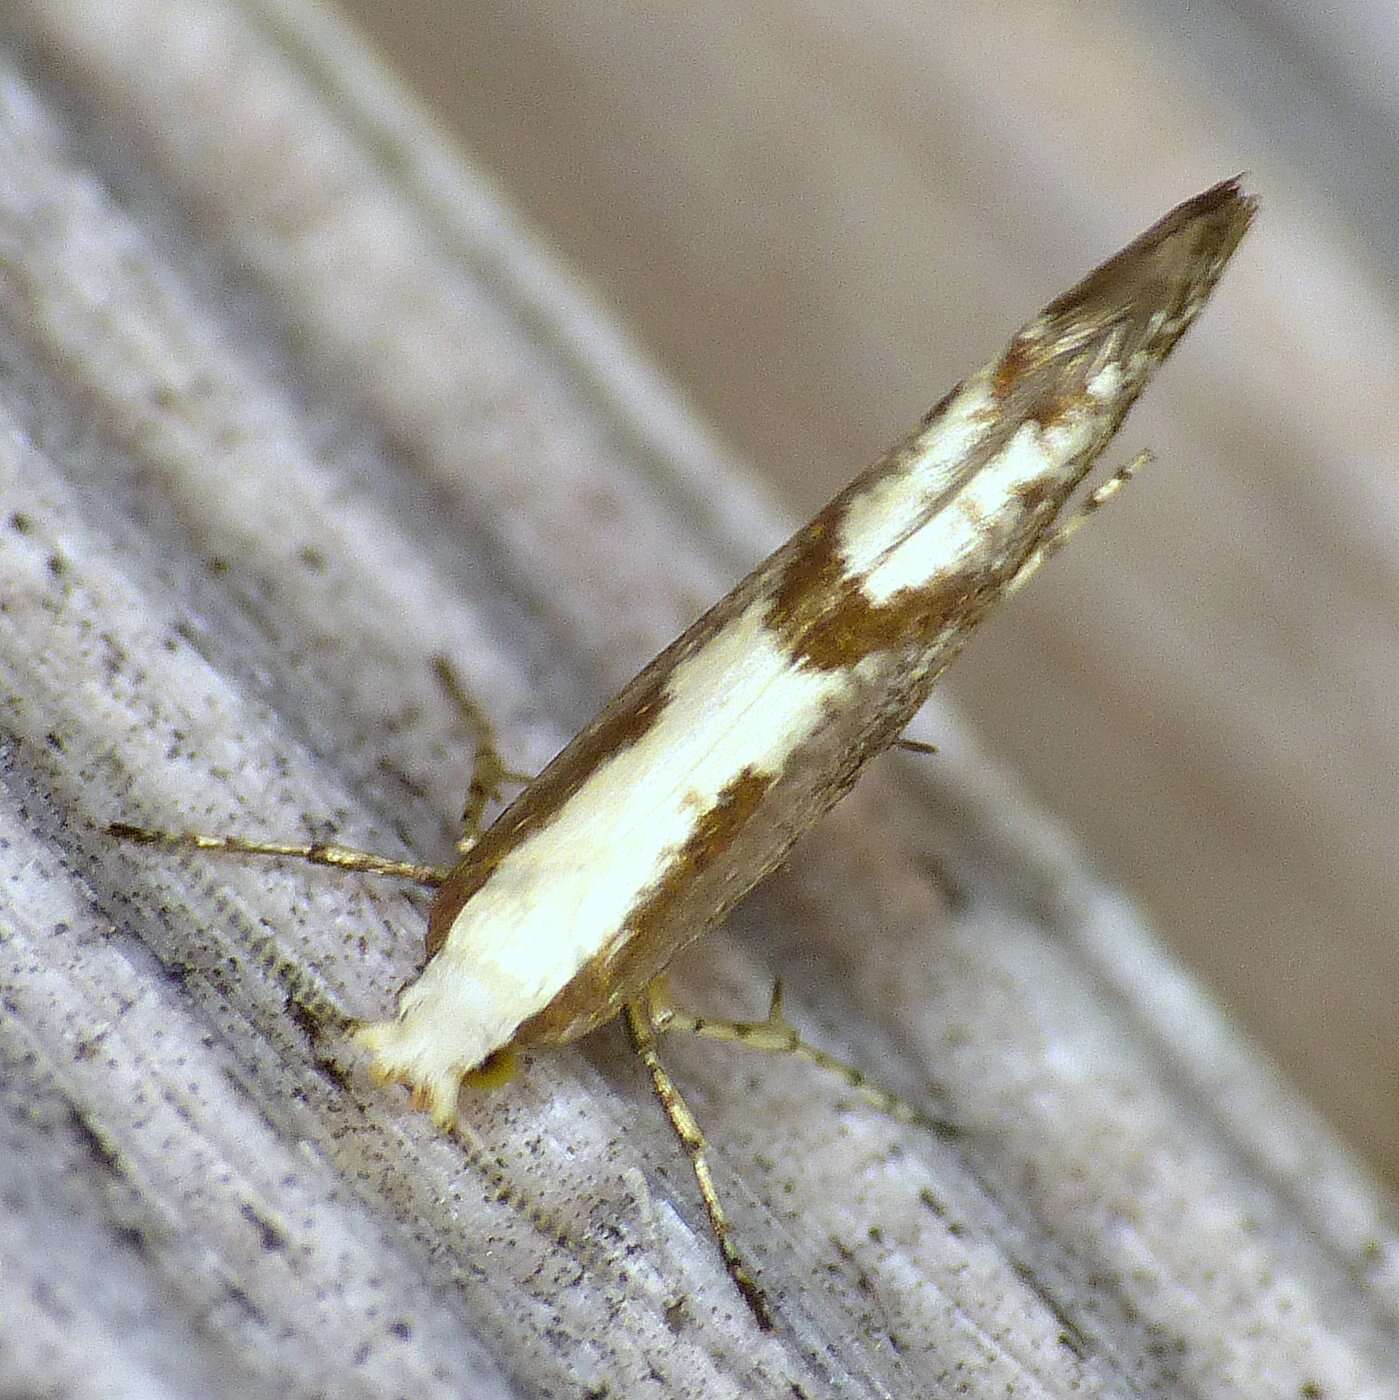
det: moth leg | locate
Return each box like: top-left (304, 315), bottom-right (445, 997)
top-left (107, 822), bottom-right (450, 886)
top-left (892, 442), bottom-right (1144, 765)
top-left (1005, 448), bottom-right (1152, 601)
top-left (430, 655), bottom-right (532, 852)
top-left (644, 977), bottom-right (940, 1132)
top-left (624, 994), bottom-right (774, 1331)
top-left (894, 737), bottom-right (937, 756)
top-left (110, 655), bottom-right (530, 879)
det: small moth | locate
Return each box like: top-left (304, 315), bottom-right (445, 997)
top-left (115, 179), bottom-right (1255, 1327)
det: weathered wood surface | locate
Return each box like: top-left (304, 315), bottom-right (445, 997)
top-left (2, 4), bottom-right (1397, 1397)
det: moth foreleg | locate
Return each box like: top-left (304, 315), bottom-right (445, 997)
top-left (430, 655), bottom-right (532, 852)
top-left (107, 822), bottom-right (450, 886)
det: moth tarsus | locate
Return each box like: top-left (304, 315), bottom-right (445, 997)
top-left (112, 179), bottom-right (1255, 1330)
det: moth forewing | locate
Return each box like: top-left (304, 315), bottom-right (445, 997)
top-left (115, 179), bottom-right (1255, 1326)
top-left (355, 179), bottom-right (1256, 1121)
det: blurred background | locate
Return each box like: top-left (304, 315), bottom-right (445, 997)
top-left (336, 1), bottom-right (1399, 1182)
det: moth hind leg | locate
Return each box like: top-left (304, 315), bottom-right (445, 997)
top-left (1005, 447), bottom-right (1153, 601)
top-left (1005, 447), bottom-right (1153, 599)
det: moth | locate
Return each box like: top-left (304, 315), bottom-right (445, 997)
top-left (114, 179), bottom-right (1255, 1328)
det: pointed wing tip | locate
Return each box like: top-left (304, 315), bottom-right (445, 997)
top-left (1153, 175), bottom-right (1258, 260)
top-left (1027, 178), bottom-right (1256, 373)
